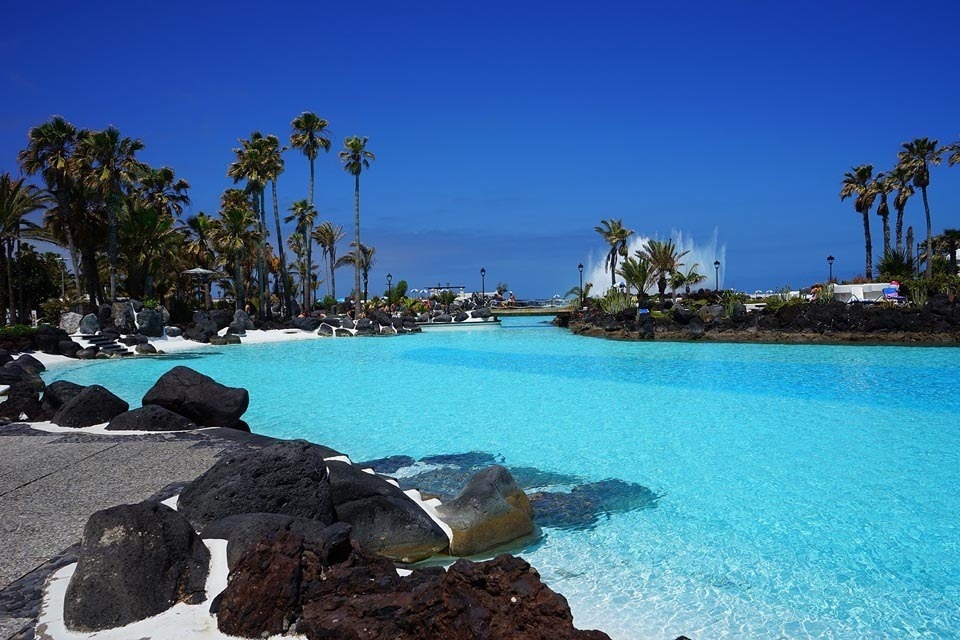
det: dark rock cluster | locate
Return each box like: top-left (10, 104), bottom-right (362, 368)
top-left (570, 295), bottom-right (960, 344)
top-left (217, 530), bottom-right (611, 640)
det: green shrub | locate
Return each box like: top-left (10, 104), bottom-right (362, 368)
top-left (0, 324), bottom-right (37, 339)
top-left (598, 290), bottom-right (633, 315)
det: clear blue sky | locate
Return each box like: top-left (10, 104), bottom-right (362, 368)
top-left (3, 0), bottom-right (958, 298)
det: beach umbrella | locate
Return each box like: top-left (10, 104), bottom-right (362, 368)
top-left (183, 267), bottom-right (217, 310)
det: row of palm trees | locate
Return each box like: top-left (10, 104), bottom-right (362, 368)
top-left (594, 218), bottom-right (706, 312)
top-left (840, 136), bottom-right (960, 281)
top-left (3, 113), bottom-right (378, 321)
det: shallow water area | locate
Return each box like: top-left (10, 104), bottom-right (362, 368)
top-left (45, 319), bottom-right (960, 639)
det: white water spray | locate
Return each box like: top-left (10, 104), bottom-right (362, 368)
top-left (582, 229), bottom-right (727, 294)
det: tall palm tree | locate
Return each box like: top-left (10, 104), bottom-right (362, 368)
top-left (136, 166), bottom-right (190, 218)
top-left (871, 172), bottom-right (893, 255)
top-left (0, 174), bottom-right (47, 324)
top-left (285, 199), bottom-right (317, 309)
top-left (17, 116), bottom-right (83, 305)
top-left (290, 111), bottom-right (332, 206)
top-left (255, 133), bottom-right (294, 317)
top-left (117, 201), bottom-right (180, 298)
top-left (228, 132), bottom-right (271, 318)
top-left (339, 136), bottom-right (375, 317)
top-left (617, 255), bottom-right (653, 316)
top-left (886, 166), bottom-right (914, 255)
top-left (312, 221), bottom-right (344, 302)
top-left (840, 164), bottom-right (878, 280)
top-left (638, 238), bottom-right (689, 309)
top-left (335, 242), bottom-right (376, 303)
top-left (77, 126), bottom-right (145, 301)
top-left (594, 218), bottom-right (634, 289)
top-left (897, 138), bottom-right (941, 278)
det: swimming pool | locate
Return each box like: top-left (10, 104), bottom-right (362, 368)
top-left (46, 320), bottom-right (960, 639)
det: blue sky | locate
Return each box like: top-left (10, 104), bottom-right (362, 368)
top-left (2, 0), bottom-right (959, 298)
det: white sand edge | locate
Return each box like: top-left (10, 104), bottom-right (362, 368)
top-left (30, 328), bottom-right (322, 370)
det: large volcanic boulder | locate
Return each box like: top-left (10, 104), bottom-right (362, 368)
top-left (141, 366), bottom-right (248, 429)
top-left (35, 325), bottom-right (71, 354)
top-left (52, 385), bottom-right (129, 428)
top-left (201, 513), bottom-right (352, 570)
top-left (184, 311), bottom-right (219, 343)
top-left (63, 502), bottom-right (209, 631)
top-left (59, 312), bottom-right (82, 335)
top-left (106, 405), bottom-right (197, 432)
top-left (290, 316), bottom-right (321, 331)
top-left (471, 307), bottom-right (492, 318)
top-left (78, 313), bottom-right (100, 335)
top-left (0, 382), bottom-right (44, 421)
top-left (136, 308), bottom-right (164, 337)
top-left (177, 440), bottom-right (336, 529)
top-left (326, 460), bottom-right (450, 562)
top-left (436, 465), bottom-right (534, 556)
top-left (111, 302), bottom-right (137, 334)
top-left (41, 380), bottom-right (85, 413)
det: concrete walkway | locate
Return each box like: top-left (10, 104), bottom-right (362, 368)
top-left (0, 423), bottom-right (274, 640)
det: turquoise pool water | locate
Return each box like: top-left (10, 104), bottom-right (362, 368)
top-left (46, 320), bottom-right (960, 639)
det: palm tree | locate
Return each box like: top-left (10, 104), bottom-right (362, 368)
top-left (680, 264), bottom-right (706, 295)
top-left (77, 126), bottom-right (145, 301)
top-left (255, 133), bottom-right (294, 317)
top-left (228, 132), bottom-right (271, 318)
top-left (184, 213), bottom-right (215, 308)
top-left (886, 166), bottom-right (914, 255)
top-left (212, 189), bottom-right (260, 310)
top-left (117, 201), bottom-right (180, 298)
top-left (871, 172), bottom-right (893, 255)
top-left (638, 238), bottom-right (689, 309)
top-left (136, 166), bottom-right (190, 218)
top-left (312, 221), bottom-right (344, 302)
top-left (0, 174), bottom-right (47, 323)
top-left (897, 138), bottom-right (941, 278)
top-left (285, 199), bottom-right (317, 309)
top-left (840, 164), bottom-right (878, 280)
top-left (290, 111), bottom-right (332, 206)
top-left (594, 218), bottom-right (634, 289)
top-left (339, 136), bottom-right (375, 317)
top-left (335, 242), bottom-right (376, 303)
top-left (17, 116), bottom-right (83, 306)
top-left (617, 255), bottom-right (653, 316)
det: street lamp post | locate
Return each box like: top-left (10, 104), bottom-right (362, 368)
top-left (578, 263), bottom-right (584, 309)
top-left (827, 255), bottom-right (834, 283)
top-left (714, 259), bottom-right (721, 291)
top-left (480, 267), bottom-right (486, 302)
top-left (386, 273), bottom-right (392, 304)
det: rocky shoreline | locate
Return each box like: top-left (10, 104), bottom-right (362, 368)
top-left (1, 361), bottom-right (685, 640)
top-left (568, 295), bottom-right (960, 346)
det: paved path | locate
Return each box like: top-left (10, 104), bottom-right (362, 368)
top-left (0, 423), bottom-right (273, 640)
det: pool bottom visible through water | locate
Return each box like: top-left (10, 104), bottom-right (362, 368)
top-left (46, 320), bottom-right (960, 639)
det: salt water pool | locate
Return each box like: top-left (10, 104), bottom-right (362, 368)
top-left (46, 319), bottom-right (960, 639)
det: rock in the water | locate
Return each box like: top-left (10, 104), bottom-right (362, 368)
top-left (41, 380), bottom-right (85, 413)
top-left (106, 405), bottom-right (197, 432)
top-left (210, 334), bottom-right (241, 345)
top-left (52, 384), bottom-right (129, 428)
top-left (436, 465), bottom-right (534, 556)
top-left (63, 502), bottom-right (209, 631)
top-left (686, 317), bottom-right (705, 338)
top-left (135, 342), bottom-right (157, 355)
top-left (177, 439), bottom-right (336, 529)
top-left (327, 460), bottom-right (449, 562)
top-left (60, 312), bottom-right (83, 334)
top-left (317, 323), bottom-right (334, 337)
top-left (141, 366), bottom-right (248, 429)
top-left (78, 313), bottom-right (100, 335)
top-left (136, 308), bottom-right (164, 337)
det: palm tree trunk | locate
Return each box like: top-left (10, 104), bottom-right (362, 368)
top-left (658, 276), bottom-right (667, 310)
top-left (270, 180), bottom-right (293, 317)
top-left (256, 189), bottom-right (267, 320)
top-left (330, 248), bottom-right (337, 302)
top-left (922, 186), bottom-right (932, 278)
top-left (15, 234), bottom-right (25, 324)
top-left (353, 174), bottom-right (361, 318)
top-left (58, 192), bottom-right (83, 311)
top-left (609, 252), bottom-right (616, 287)
top-left (895, 206), bottom-right (905, 255)
top-left (235, 259), bottom-right (243, 312)
top-left (862, 212), bottom-right (873, 281)
top-left (881, 214), bottom-right (891, 255)
top-left (108, 197), bottom-right (118, 302)
top-left (5, 241), bottom-right (17, 324)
